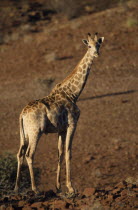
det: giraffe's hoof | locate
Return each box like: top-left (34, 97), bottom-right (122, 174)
top-left (14, 188), bottom-right (19, 194)
top-left (34, 189), bottom-right (41, 195)
top-left (65, 192), bottom-right (76, 198)
top-left (56, 188), bottom-right (62, 194)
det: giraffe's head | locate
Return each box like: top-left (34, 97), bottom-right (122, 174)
top-left (82, 33), bottom-right (104, 57)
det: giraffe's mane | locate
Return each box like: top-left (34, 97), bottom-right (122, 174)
top-left (61, 64), bottom-right (79, 84)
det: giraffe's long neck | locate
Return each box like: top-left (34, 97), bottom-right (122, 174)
top-left (59, 50), bottom-right (94, 102)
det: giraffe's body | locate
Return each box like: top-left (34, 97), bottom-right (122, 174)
top-left (15, 33), bottom-right (104, 194)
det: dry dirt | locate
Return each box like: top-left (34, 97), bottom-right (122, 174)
top-left (0, 0), bottom-right (138, 209)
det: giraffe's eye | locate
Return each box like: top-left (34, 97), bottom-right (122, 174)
top-left (88, 46), bottom-right (91, 48)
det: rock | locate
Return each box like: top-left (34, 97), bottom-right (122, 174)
top-left (107, 194), bottom-right (113, 202)
top-left (18, 201), bottom-right (26, 207)
top-left (115, 181), bottom-right (127, 189)
top-left (42, 201), bottom-right (49, 206)
top-left (121, 189), bottom-right (128, 197)
top-left (112, 188), bottom-right (121, 194)
top-left (22, 206), bottom-right (32, 210)
top-left (115, 196), bottom-right (123, 202)
top-left (84, 155), bottom-right (95, 164)
top-left (83, 188), bottom-right (95, 197)
top-left (105, 186), bottom-right (113, 191)
top-left (31, 202), bottom-right (42, 208)
top-left (53, 200), bottom-right (67, 209)
top-left (44, 52), bottom-right (57, 63)
top-left (127, 183), bottom-right (133, 188)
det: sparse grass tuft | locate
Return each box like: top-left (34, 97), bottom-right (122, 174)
top-left (126, 17), bottom-right (138, 27)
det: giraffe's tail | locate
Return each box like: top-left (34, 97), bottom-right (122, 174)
top-left (18, 115), bottom-right (27, 158)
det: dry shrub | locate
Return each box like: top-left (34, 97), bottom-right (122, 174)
top-left (45, 0), bottom-right (80, 19)
top-left (126, 17), bottom-right (138, 27)
top-left (0, 153), bottom-right (41, 193)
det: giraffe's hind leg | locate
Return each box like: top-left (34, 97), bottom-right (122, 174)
top-left (25, 132), bottom-right (42, 193)
top-left (56, 132), bottom-right (66, 192)
top-left (14, 144), bottom-right (27, 193)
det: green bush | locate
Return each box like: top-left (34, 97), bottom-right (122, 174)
top-left (0, 153), bottom-right (41, 192)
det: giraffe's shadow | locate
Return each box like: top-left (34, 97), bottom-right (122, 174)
top-left (78, 89), bottom-right (137, 102)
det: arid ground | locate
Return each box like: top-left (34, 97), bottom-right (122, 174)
top-left (0, 0), bottom-right (138, 209)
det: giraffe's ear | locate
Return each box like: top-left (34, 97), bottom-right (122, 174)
top-left (98, 37), bottom-right (104, 44)
top-left (82, 39), bottom-right (88, 45)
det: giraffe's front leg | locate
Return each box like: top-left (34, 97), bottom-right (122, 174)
top-left (65, 124), bottom-right (76, 194)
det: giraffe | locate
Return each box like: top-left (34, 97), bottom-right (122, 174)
top-left (14, 33), bottom-right (104, 194)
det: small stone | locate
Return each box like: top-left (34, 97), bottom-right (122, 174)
top-left (107, 194), bottom-right (113, 202)
top-left (112, 188), bottom-right (121, 194)
top-left (54, 200), bottom-right (67, 209)
top-left (18, 201), bottom-right (26, 207)
top-left (43, 201), bottom-right (49, 206)
top-left (127, 183), bottom-right (133, 188)
top-left (84, 155), bottom-right (95, 164)
top-left (115, 181), bottom-right (126, 189)
top-left (83, 188), bottom-right (96, 197)
top-left (121, 189), bottom-right (128, 197)
top-left (115, 196), bottom-right (123, 202)
top-left (44, 52), bottom-right (57, 63)
top-left (105, 186), bottom-right (113, 192)
top-left (11, 195), bottom-right (22, 201)
top-left (22, 206), bottom-right (32, 210)
top-left (31, 202), bottom-right (42, 208)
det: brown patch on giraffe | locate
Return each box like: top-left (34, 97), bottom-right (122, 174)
top-left (67, 82), bottom-right (71, 88)
top-left (78, 67), bottom-right (83, 72)
top-left (72, 85), bottom-right (76, 91)
top-left (63, 87), bottom-right (68, 93)
top-left (74, 75), bottom-right (79, 80)
top-left (74, 80), bottom-right (79, 85)
top-left (78, 73), bottom-right (82, 78)
top-left (70, 79), bottom-right (74, 83)
top-left (38, 103), bottom-right (43, 109)
top-left (83, 64), bottom-right (86, 69)
top-left (56, 94), bottom-right (61, 100)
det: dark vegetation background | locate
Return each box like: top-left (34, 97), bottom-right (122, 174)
top-left (0, 0), bottom-right (138, 208)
